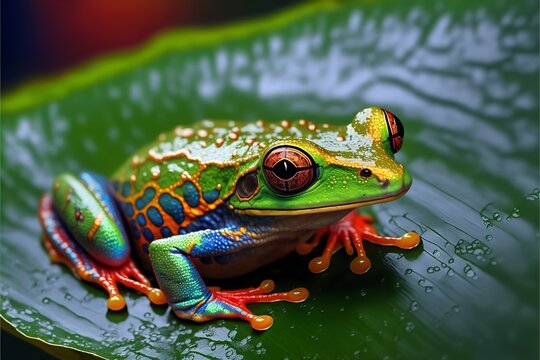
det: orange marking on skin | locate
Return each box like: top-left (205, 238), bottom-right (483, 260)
top-left (220, 227), bottom-right (247, 241)
top-left (185, 238), bottom-right (200, 254)
top-left (62, 188), bottom-right (73, 211)
top-left (87, 212), bottom-right (104, 241)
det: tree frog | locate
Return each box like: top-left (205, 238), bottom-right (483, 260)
top-left (38, 107), bottom-right (420, 330)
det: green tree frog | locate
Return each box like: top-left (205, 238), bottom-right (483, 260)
top-left (38, 106), bottom-right (420, 330)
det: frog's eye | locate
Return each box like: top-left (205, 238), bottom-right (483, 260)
top-left (263, 146), bottom-right (317, 194)
top-left (383, 109), bottom-right (404, 153)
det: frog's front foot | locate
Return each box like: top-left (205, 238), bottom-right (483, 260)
top-left (297, 211), bottom-right (420, 274)
top-left (172, 280), bottom-right (308, 331)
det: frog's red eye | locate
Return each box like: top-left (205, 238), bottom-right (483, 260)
top-left (262, 146), bottom-right (317, 194)
top-left (382, 109), bottom-right (404, 153)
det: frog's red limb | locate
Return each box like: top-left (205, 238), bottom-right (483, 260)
top-left (185, 280), bottom-right (308, 331)
top-left (39, 194), bottom-right (167, 310)
top-left (297, 211), bottom-right (420, 274)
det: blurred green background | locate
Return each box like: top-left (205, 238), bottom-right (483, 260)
top-left (1, 0), bottom-right (538, 359)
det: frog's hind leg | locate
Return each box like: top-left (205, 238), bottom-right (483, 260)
top-left (298, 211), bottom-right (420, 274)
top-left (39, 174), bottom-right (166, 310)
top-left (149, 229), bottom-right (309, 330)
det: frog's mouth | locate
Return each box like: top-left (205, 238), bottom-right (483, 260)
top-left (234, 183), bottom-right (410, 216)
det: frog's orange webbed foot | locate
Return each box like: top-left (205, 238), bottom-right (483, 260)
top-left (175, 280), bottom-right (309, 331)
top-left (39, 195), bottom-right (166, 310)
top-left (297, 211), bottom-right (420, 274)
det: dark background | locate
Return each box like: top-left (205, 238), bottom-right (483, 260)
top-left (1, 0), bottom-right (299, 92)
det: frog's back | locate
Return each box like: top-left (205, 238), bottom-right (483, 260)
top-left (109, 119), bottom-right (345, 261)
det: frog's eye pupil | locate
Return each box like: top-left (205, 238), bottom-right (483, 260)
top-left (382, 109), bottom-right (405, 153)
top-left (360, 169), bottom-right (372, 178)
top-left (263, 146), bottom-right (317, 194)
top-left (272, 159), bottom-right (297, 180)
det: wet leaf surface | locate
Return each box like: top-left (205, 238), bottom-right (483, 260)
top-left (1, 0), bottom-right (538, 358)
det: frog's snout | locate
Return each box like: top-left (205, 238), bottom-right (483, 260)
top-left (358, 168), bottom-right (391, 188)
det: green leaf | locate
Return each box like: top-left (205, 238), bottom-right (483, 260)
top-left (1, 0), bottom-right (538, 358)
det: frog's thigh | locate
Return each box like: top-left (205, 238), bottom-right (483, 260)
top-left (51, 172), bottom-right (130, 267)
top-left (149, 229), bottom-right (255, 310)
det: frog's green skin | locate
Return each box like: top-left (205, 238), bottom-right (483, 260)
top-left (38, 107), bottom-right (417, 330)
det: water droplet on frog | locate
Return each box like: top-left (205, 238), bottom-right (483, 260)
top-left (433, 249), bottom-right (441, 258)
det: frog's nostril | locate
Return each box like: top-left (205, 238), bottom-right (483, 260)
top-left (380, 179), bottom-right (390, 188)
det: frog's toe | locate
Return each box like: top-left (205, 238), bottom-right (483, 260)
top-left (308, 255), bottom-right (331, 273)
top-left (172, 281), bottom-right (308, 330)
top-left (350, 255), bottom-right (371, 275)
top-left (107, 294), bottom-right (126, 311)
top-left (249, 315), bottom-right (274, 331)
top-left (147, 288), bottom-right (167, 305)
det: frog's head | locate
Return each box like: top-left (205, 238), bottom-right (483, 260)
top-left (230, 107), bottom-right (410, 216)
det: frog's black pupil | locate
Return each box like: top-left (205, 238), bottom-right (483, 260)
top-left (272, 159), bottom-right (297, 179)
top-left (360, 169), bottom-right (372, 178)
